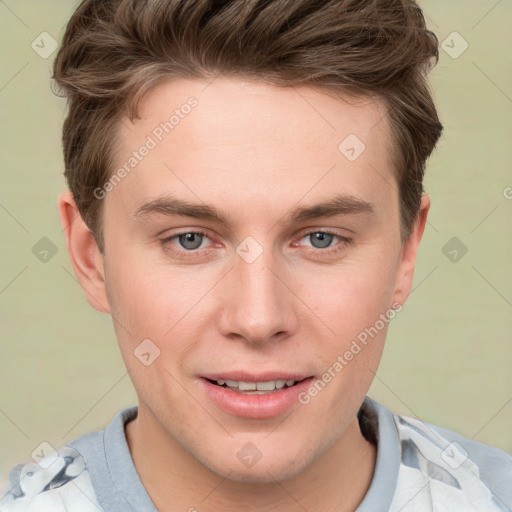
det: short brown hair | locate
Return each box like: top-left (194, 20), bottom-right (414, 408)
top-left (53, 0), bottom-right (443, 252)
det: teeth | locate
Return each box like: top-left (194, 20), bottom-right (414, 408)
top-left (238, 381), bottom-right (257, 391)
top-left (215, 379), bottom-right (297, 391)
top-left (256, 381), bottom-right (275, 391)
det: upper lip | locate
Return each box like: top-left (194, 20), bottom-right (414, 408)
top-left (202, 372), bottom-right (313, 382)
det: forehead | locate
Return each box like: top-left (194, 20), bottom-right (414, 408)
top-left (111, 77), bottom-right (396, 221)
top-left (127, 77), bottom-right (392, 151)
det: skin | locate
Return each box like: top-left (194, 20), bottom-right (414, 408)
top-left (59, 77), bottom-right (429, 511)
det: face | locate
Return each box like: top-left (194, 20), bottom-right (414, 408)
top-left (78, 78), bottom-right (424, 482)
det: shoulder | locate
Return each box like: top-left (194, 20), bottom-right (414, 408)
top-left (391, 412), bottom-right (512, 511)
top-left (0, 445), bottom-right (102, 511)
top-left (1, 406), bottom-right (138, 512)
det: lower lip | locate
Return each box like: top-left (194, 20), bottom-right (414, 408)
top-left (200, 378), bottom-right (314, 419)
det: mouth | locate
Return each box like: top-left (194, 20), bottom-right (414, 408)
top-left (200, 374), bottom-right (315, 418)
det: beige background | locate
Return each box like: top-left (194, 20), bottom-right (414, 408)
top-left (1, 0), bottom-right (511, 487)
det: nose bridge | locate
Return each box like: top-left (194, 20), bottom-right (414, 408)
top-left (217, 241), bottom-right (297, 343)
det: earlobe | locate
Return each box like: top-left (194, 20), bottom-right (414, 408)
top-left (58, 190), bottom-right (110, 314)
top-left (392, 194), bottom-right (430, 306)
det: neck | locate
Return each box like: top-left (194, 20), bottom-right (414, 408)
top-left (125, 404), bottom-right (376, 512)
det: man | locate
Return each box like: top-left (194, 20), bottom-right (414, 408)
top-left (2, 0), bottom-right (511, 511)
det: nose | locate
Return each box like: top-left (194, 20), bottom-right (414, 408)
top-left (217, 247), bottom-right (299, 346)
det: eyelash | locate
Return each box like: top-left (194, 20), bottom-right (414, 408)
top-left (160, 230), bottom-right (352, 259)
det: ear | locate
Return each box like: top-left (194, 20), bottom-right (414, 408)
top-left (392, 193), bottom-right (430, 307)
top-left (58, 190), bottom-right (110, 314)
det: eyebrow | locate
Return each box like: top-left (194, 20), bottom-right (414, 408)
top-left (133, 193), bottom-right (375, 225)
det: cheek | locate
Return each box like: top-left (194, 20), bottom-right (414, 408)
top-left (104, 252), bottom-right (207, 336)
top-left (102, 261), bottom-right (189, 405)
top-left (103, 251), bottom-right (222, 389)
top-left (297, 245), bottom-right (399, 402)
top-left (302, 251), bottom-right (399, 340)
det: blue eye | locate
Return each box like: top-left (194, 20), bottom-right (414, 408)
top-left (161, 230), bottom-right (213, 258)
top-left (307, 232), bottom-right (335, 249)
top-left (298, 231), bottom-right (351, 254)
top-left (177, 232), bottom-right (205, 250)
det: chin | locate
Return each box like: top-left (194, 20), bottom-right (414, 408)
top-left (195, 441), bottom-right (318, 485)
top-left (208, 460), bottom-right (306, 485)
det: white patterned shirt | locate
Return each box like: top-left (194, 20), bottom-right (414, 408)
top-left (1, 397), bottom-right (511, 511)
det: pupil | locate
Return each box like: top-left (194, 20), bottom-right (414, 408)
top-left (179, 233), bottom-right (203, 250)
top-left (311, 232), bottom-right (332, 249)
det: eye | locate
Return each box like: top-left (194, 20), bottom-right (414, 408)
top-left (176, 232), bottom-right (207, 250)
top-left (295, 231), bottom-right (352, 254)
top-left (304, 232), bottom-right (335, 249)
top-left (162, 231), bottom-right (211, 252)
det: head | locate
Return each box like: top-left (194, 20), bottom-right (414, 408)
top-left (55, 0), bottom-right (442, 483)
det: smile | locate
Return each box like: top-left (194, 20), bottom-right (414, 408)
top-left (201, 375), bottom-right (314, 418)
